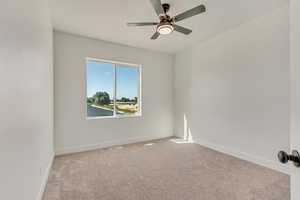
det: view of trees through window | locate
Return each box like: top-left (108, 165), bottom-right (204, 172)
top-left (116, 65), bottom-right (139, 116)
top-left (86, 59), bottom-right (140, 118)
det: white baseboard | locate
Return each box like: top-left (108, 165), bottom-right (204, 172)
top-left (36, 152), bottom-right (55, 200)
top-left (55, 135), bottom-right (173, 156)
top-left (193, 139), bottom-right (290, 175)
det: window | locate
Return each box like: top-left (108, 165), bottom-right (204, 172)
top-left (86, 58), bottom-right (141, 119)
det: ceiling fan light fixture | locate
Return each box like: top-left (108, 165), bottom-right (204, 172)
top-left (157, 23), bottom-right (174, 35)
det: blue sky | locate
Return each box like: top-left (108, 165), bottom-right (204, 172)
top-left (87, 60), bottom-right (139, 99)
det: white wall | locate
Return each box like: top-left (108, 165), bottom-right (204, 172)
top-left (0, 0), bottom-right (53, 200)
top-left (54, 31), bottom-right (173, 154)
top-left (290, 0), bottom-right (300, 198)
top-left (173, 6), bottom-right (290, 173)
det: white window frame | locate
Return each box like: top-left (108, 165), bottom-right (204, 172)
top-left (85, 57), bottom-right (142, 120)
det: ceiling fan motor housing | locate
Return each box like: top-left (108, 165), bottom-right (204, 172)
top-left (159, 14), bottom-right (173, 23)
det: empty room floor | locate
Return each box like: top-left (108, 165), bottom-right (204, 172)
top-left (43, 138), bottom-right (290, 200)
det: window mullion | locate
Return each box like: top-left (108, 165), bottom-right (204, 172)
top-left (113, 64), bottom-right (117, 117)
top-left (138, 67), bottom-right (141, 115)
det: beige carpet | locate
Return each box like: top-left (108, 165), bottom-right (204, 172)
top-left (43, 138), bottom-right (290, 200)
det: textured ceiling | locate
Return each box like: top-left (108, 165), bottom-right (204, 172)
top-left (50, 0), bottom-right (288, 54)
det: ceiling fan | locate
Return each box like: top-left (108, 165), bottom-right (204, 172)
top-left (126, 0), bottom-right (206, 40)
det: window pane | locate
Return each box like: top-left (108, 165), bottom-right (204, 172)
top-left (86, 61), bottom-right (114, 117)
top-left (116, 65), bottom-right (139, 116)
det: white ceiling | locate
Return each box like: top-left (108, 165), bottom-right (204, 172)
top-left (50, 0), bottom-right (288, 54)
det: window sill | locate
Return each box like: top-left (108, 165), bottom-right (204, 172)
top-left (86, 113), bottom-right (142, 120)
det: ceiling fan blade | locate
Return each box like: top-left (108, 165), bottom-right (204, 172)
top-left (149, 0), bottom-right (164, 16)
top-left (151, 32), bottom-right (160, 40)
top-left (174, 5), bottom-right (206, 22)
top-left (127, 22), bottom-right (158, 26)
top-left (173, 24), bottom-right (192, 35)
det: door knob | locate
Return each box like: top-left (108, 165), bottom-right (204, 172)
top-left (278, 150), bottom-right (300, 167)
